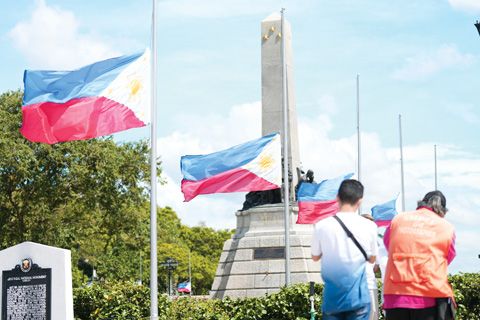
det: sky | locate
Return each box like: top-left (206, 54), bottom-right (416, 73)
top-left (0, 0), bottom-right (479, 273)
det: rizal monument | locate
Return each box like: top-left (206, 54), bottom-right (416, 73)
top-left (210, 12), bottom-right (321, 298)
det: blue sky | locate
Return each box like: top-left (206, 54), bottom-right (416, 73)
top-left (1, 0), bottom-right (479, 272)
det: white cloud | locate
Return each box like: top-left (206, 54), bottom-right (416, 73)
top-left (316, 94), bottom-right (338, 115)
top-left (448, 0), bottom-right (480, 13)
top-left (9, 0), bottom-right (120, 70)
top-left (156, 100), bottom-right (480, 272)
top-left (157, 102), bottom-right (261, 228)
top-left (158, 0), bottom-right (313, 18)
top-left (392, 44), bottom-right (475, 81)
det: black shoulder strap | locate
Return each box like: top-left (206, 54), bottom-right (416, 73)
top-left (333, 215), bottom-right (369, 261)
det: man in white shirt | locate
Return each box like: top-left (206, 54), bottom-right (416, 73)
top-left (311, 179), bottom-right (378, 320)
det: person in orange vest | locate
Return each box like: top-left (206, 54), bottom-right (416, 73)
top-left (382, 191), bottom-right (456, 320)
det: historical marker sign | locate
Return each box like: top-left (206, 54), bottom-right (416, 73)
top-left (1, 260), bottom-right (51, 320)
top-left (253, 247), bottom-right (285, 260)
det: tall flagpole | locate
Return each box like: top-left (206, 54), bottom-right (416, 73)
top-left (398, 115), bottom-right (406, 212)
top-left (356, 74), bottom-right (361, 214)
top-left (188, 250), bottom-right (192, 297)
top-left (150, 0), bottom-right (158, 318)
top-left (280, 8), bottom-right (291, 286)
top-left (434, 144), bottom-right (438, 190)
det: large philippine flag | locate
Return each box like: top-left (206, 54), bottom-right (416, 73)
top-left (181, 133), bottom-right (281, 202)
top-left (296, 173), bottom-right (354, 224)
top-left (20, 50), bottom-right (150, 144)
top-left (371, 197), bottom-right (399, 227)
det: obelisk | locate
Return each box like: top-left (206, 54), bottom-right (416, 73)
top-left (261, 12), bottom-right (301, 196)
top-left (210, 13), bottom-right (320, 299)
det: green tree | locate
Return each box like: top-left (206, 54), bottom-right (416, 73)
top-left (156, 207), bottom-right (234, 295)
top-left (0, 90), bottom-right (232, 294)
top-left (0, 90), bottom-right (155, 284)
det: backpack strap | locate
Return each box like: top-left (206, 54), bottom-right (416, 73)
top-left (333, 215), bottom-right (369, 261)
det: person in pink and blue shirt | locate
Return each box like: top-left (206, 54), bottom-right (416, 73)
top-left (382, 191), bottom-right (456, 320)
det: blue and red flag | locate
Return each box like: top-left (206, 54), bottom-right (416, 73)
top-left (296, 173), bottom-right (354, 224)
top-left (177, 281), bottom-right (191, 293)
top-left (181, 133), bottom-right (281, 201)
top-left (21, 50), bottom-right (150, 144)
top-left (371, 197), bottom-right (399, 227)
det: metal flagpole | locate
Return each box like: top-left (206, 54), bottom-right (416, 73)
top-left (188, 250), bottom-right (192, 296)
top-left (434, 144), bottom-right (438, 190)
top-left (150, 0), bottom-right (158, 318)
top-left (398, 114), bottom-right (406, 212)
top-left (356, 74), bottom-right (361, 214)
top-left (280, 8), bottom-right (291, 286)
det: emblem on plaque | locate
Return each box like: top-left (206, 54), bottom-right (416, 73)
top-left (20, 258), bottom-right (32, 273)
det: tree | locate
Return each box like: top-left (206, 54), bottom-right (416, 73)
top-left (0, 90), bottom-right (155, 283)
top-left (156, 207), bottom-right (234, 295)
top-left (0, 90), bottom-right (233, 293)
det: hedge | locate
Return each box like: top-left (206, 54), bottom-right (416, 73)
top-left (74, 273), bottom-right (480, 320)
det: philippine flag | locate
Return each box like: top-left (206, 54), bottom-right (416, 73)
top-left (371, 197), bottom-right (399, 227)
top-left (20, 50), bottom-right (150, 144)
top-left (296, 173), bottom-right (354, 224)
top-left (178, 281), bottom-right (191, 293)
top-left (181, 133), bottom-right (281, 202)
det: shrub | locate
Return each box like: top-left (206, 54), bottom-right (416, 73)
top-left (450, 273), bottom-right (480, 320)
top-left (74, 273), bottom-right (480, 319)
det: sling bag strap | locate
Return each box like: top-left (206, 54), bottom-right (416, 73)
top-left (333, 215), bottom-right (369, 261)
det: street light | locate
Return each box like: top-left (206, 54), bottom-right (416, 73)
top-left (475, 20), bottom-right (480, 36)
top-left (160, 258), bottom-right (178, 296)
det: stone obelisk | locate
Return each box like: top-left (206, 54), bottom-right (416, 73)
top-left (210, 13), bottom-right (320, 299)
top-left (261, 12), bottom-right (301, 195)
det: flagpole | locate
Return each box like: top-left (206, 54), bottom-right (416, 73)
top-left (188, 250), bottom-right (192, 297)
top-left (150, 0), bottom-right (158, 318)
top-left (434, 144), bottom-right (438, 190)
top-left (280, 8), bottom-right (291, 286)
top-left (398, 114), bottom-right (406, 212)
top-left (356, 74), bottom-right (361, 214)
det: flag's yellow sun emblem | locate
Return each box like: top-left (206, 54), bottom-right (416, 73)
top-left (129, 79), bottom-right (142, 97)
top-left (259, 154), bottom-right (274, 170)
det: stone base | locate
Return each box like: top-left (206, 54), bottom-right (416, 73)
top-left (210, 204), bottom-right (321, 299)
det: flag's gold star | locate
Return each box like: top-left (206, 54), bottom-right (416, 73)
top-left (129, 79), bottom-right (142, 97)
top-left (258, 154), bottom-right (274, 170)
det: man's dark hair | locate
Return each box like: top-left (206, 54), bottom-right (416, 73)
top-left (337, 179), bottom-right (364, 205)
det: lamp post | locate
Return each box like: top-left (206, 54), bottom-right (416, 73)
top-left (160, 258), bottom-right (178, 296)
top-left (475, 20), bottom-right (480, 36)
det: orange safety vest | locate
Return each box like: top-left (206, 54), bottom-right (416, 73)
top-left (383, 208), bottom-right (454, 298)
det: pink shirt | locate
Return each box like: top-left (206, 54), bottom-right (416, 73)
top-left (383, 219), bottom-right (456, 309)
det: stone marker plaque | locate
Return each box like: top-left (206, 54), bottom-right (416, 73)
top-left (253, 247), bottom-right (285, 260)
top-left (1, 259), bottom-right (51, 320)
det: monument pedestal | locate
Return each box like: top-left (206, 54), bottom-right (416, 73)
top-left (210, 204), bottom-right (321, 298)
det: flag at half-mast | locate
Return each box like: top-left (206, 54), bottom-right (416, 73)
top-left (371, 196), bottom-right (399, 227)
top-left (20, 50), bottom-right (150, 144)
top-left (180, 133), bottom-right (281, 202)
top-left (296, 173), bottom-right (354, 224)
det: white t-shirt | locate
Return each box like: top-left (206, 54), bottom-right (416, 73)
top-left (311, 211), bottom-right (379, 313)
top-left (366, 261), bottom-right (377, 290)
top-left (311, 211), bottom-right (379, 262)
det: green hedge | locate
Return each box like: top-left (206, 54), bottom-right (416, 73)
top-left (450, 273), bottom-right (480, 320)
top-left (74, 273), bottom-right (480, 320)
